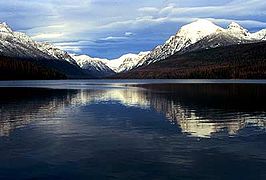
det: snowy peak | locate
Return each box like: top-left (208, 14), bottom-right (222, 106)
top-left (251, 29), bottom-right (266, 40)
top-left (140, 19), bottom-right (266, 66)
top-left (72, 54), bottom-right (109, 70)
top-left (117, 51), bottom-right (150, 72)
top-left (181, 19), bottom-right (220, 29)
top-left (13, 32), bottom-right (37, 46)
top-left (228, 22), bottom-right (244, 30)
top-left (177, 19), bottom-right (223, 44)
top-left (0, 22), bottom-right (13, 33)
top-left (0, 22), bottom-right (148, 76)
top-left (0, 22), bottom-right (77, 66)
top-left (106, 51), bottom-right (150, 73)
top-left (227, 22), bottom-right (249, 37)
top-left (119, 53), bottom-right (139, 60)
top-left (71, 54), bottom-right (115, 77)
top-left (37, 42), bottom-right (77, 65)
top-left (72, 52), bottom-right (150, 74)
top-left (139, 19), bottom-right (223, 65)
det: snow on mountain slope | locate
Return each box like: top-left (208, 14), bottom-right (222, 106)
top-left (72, 52), bottom-right (150, 75)
top-left (180, 31), bottom-right (244, 53)
top-left (0, 22), bottom-right (77, 65)
top-left (2, 19), bottom-right (266, 78)
top-left (37, 42), bottom-right (77, 65)
top-left (72, 19), bottom-right (266, 75)
top-left (180, 22), bottom-right (256, 54)
top-left (226, 22), bottom-right (251, 40)
top-left (0, 25), bottom-right (49, 59)
top-left (181, 22), bottom-right (266, 54)
top-left (139, 19), bottom-right (223, 66)
top-left (106, 52), bottom-right (150, 72)
top-left (71, 55), bottom-right (115, 77)
top-left (0, 21), bottom-right (148, 76)
top-left (139, 19), bottom-right (266, 67)
top-left (251, 29), bottom-right (266, 40)
top-left (0, 23), bottom-right (12, 33)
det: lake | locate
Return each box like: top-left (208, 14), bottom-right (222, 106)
top-left (0, 80), bottom-right (265, 179)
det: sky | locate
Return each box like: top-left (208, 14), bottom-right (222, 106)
top-left (0, 0), bottom-right (266, 59)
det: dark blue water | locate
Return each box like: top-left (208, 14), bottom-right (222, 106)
top-left (0, 80), bottom-right (265, 180)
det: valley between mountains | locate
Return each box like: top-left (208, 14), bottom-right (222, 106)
top-left (0, 19), bottom-right (266, 80)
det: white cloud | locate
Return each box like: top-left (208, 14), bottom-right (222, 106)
top-left (100, 36), bottom-right (128, 41)
top-left (58, 45), bottom-right (82, 53)
top-left (32, 33), bottom-right (64, 40)
top-left (138, 7), bottom-right (159, 14)
top-left (206, 18), bottom-right (266, 28)
top-left (125, 32), bottom-right (133, 36)
top-left (157, 0), bottom-right (266, 17)
top-left (92, 0), bottom-right (266, 33)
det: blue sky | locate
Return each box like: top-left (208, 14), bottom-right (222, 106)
top-left (1, 0), bottom-right (266, 58)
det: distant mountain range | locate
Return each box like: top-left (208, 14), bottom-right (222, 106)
top-left (71, 51), bottom-right (149, 77)
top-left (71, 55), bottom-right (115, 78)
top-left (0, 19), bottom-right (266, 79)
top-left (73, 19), bottom-right (266, 79)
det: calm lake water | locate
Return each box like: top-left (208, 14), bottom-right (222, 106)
top-left (0, 80), bottom-right (265, 180)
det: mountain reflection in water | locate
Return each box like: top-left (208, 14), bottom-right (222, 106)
top-left (0, 83), bottom-right (265, 138)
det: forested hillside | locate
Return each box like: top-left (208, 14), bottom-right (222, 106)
top-left (0, 56), bottom-right (66, 80)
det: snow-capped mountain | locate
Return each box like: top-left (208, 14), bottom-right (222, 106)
top-left (251, 29), bottom-right (266, 40)
top-left (138, 20), bottom-right (223, 66)
top-left (139, 19), bottom-right (266, 67)
top-left (0, 22), bottom-right (77, 66)
top-left (71, 55), bottom-right (115, 77)
top-left (0, 23), bottom-right (49, 59)
top-left (0, 22), bottom-right (88, 78)
top-left (180, 22), bottom-right (255, 53)
top-left (1, 19), bottom-right (266, 79)
top-left (181, 22), bottom-right (266, 54)
top-left (106, 51), bottom-right (150, 73)
top-left (72, 17), bottom-right (266, 75)
top-left (72, 51), bottom-right (150, 74)
top-left (226, 22), bottom-right (251, 40)
top-left (0, 21), bottom-right (150, 77)
top-left (37, 42), bottom-right (77, 65)
top-left (80, 20), bottom-right (266, 75)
